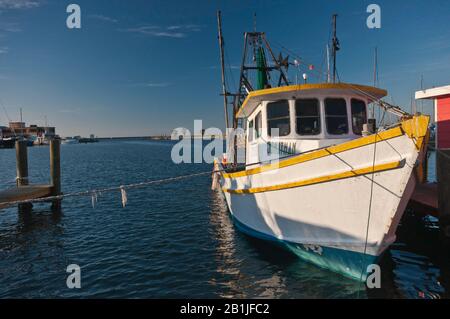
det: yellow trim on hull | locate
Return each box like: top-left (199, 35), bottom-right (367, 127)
top-left (223, 160), bottom-right (404, 195)
top-left (222, 126), bottom-right (404, 179)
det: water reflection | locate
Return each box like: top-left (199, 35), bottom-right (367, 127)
top-left (210, 188), bottom-right (450, 299)
top-left (387, 212), bottom-right (449, 299)
top-left (209, 189), bottom-right (366, 298)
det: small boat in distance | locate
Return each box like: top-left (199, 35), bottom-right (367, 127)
top-left (26, 135), bottom-right (36, 147)
top-left (0, 137), bottom-right (16, 149)
top-left (62, 137), bottom-right (78, 145)
top-left (74, 134), bottom-right (99, 144)
top-left (213, 13), bottom-right (430, 281)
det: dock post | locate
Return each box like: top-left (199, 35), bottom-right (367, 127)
top-left (437, 150), bottom-right (450, 244)
top-left (50, 139), bottom-right (61, 209)
top-left (15, 140), bottom-right (29, 187)
top-left (15, 139), bottom-right (33, 210)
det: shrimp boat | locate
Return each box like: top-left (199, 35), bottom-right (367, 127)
top-left (213, 13), bottom-right (430, 281)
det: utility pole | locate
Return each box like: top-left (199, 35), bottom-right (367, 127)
top-left (216, 11), bottom-right (230, 130)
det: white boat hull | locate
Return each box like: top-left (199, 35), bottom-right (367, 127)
top-left (218, 116), bottom-right (429, 281)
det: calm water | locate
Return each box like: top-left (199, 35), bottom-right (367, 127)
top-left (0, 141), bottom-right (448, 299)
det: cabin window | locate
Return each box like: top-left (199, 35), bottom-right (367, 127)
top-left (351, 99), bottom-right (367, 135)
top-left (325, 98), bottom-right (349, 135)
top-left (255, 112), bottom-right (262, 138)
top-left (248, 119), bottom-right (254, 142)
top-left (295, 99), bottom-right (321, 135)
top-left (267, 100), bottom-right (290, 137)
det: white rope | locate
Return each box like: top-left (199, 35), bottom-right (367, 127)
top-left (358, 131), bottom-right (379, 289)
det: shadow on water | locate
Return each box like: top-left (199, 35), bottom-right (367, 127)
top-left (0, 203), bottom-right (63, 248)
top-left (368, 210), bottom-right (450, 299)
top-left (16, 203), bottom-right (63, 229)
top-left (0, 203), bottom-right (66, 298)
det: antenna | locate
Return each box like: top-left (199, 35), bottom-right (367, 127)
top-left (373, 47), bottom-right (378, 87)
top-left (326, 44), bottom-right (331, 83)
top-left (216, 10), bottom-right (230, 129)
top-left (372, 47), bottom-right (378, 119)
top-left (420, 75), bottom-right (424, 114)
top-left (331, 14), bottom-right (340, 83)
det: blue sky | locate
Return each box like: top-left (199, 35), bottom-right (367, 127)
top-left (0, 0), bottom-right (449, 137)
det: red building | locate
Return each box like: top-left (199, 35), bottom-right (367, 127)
top-left (416, 85), bottom-right (450, 149)
top-left (416, 85), bottom-right (450, 240)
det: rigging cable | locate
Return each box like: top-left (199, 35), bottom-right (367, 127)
top-left (358, 127), bottom-right (378, 292)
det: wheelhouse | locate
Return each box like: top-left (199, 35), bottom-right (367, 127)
top-left (238, 83), bottom-right (388, 165)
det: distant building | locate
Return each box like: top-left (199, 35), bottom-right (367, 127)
top-left (0, 122), bottom-right (56, 139)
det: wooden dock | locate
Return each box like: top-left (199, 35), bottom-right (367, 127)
top-left (409, 182), bottom-right (439, 217)
top-left (0, 139), bottom-right (61, 210)
top-left (0, 185), bottom-right (53, 209)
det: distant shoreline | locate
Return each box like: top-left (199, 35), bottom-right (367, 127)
top-left (97, 136), bottom-right (172, 141)
top-left (96, 136), bottom-right (224, 141)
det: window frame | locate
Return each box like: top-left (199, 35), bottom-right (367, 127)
top-left (266, 100), bottom-right (291, 137)
top-left (248, 119), bottom-right (254, 142)
top-left (324, 97), bottom-right (349, 136)
top-left (294, 98), bottom-right (321, 136)
top-left (255, 111), bottom-right (262, 139)
top-left (350, 98), bottom-right (367, 135)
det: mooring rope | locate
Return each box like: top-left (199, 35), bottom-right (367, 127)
top-left (358, 128), bottom-right (378, 292)
top-left (0, 169), bottom-right (221, 208)
top-left (0, 156), bottom-right (279, 208)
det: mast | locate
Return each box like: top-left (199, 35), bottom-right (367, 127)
top-left (217, 11), bottom-right (230, 130)
top-left (326, 44), bottom-right (331, 83)
top-left (372, 47), bottom-right (378, 119)
top-left (373, 47), bottom-right (378, 87)
top-left (331, 14), bottom-right (340, 83)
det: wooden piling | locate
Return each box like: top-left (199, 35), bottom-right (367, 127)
top-left (50, 139), bottom-right (61, 210)
top-left (437, 149), bottom-right (450, 243)
top-left (15, 140), bottom-right (29, 187)
top-left (50, 139), bottom-right (61, 196)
